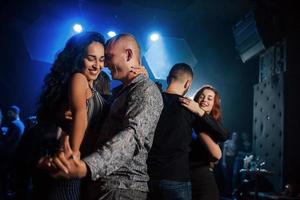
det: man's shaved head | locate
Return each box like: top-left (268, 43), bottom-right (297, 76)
top-left (106, 33), bottom-right (141, 63)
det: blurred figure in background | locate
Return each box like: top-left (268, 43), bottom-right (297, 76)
top-left (0, 105), bottom-right (25, 200)
top-left (232, 132), bottom-right (252, 191)
top-left (0, 109), bottom-right (4, 135)
top-left (222, 131), bottom-right (239, 196)
top-left (1, 105), bottom-right (25, 154)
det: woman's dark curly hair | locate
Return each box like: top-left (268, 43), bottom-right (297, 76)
top-left (36, 31), bottom-right (105, 122)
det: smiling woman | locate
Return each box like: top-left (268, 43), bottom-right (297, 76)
top-left (34, 31), bottom-right (107, 200)
top-left (180, 84), bottom-right (227, 200)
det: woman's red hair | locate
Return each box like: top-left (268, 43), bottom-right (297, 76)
top-left (193, 85), bottom-right (222, 123)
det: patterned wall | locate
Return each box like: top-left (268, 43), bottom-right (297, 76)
top-left (253, 40), bottom-right (286, 192)
top-left (253, 73), bottom-right (284, 192)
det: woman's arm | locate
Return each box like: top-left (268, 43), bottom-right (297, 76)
top-left (179, 98), bottom-right (205, 116)
top-left (180, 97), bottom-right (228, 141)
top-left (199, 132), bottom-right (222, 162)
top-left (69, 73), bottom-right (89, 153)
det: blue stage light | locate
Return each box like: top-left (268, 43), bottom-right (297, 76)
top-left (107, 31), bottom-right (116, 38)
top-left (150, 33), bottom-right (160, 41)
top-left (73, 24), bottom-right (83, 33)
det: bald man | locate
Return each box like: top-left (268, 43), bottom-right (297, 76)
top-left (53, 34), bottom-right (163, 200)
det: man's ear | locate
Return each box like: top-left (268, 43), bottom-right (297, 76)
top-left (126, 48), bottom-right (133, 62)
top-left (184, 79), bottom-right (192, 89)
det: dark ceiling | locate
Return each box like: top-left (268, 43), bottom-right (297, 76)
top-left (1, 0), bottom-right (253, 30)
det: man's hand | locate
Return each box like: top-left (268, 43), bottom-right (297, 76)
top-left (52, 135), bottom-right (88, 179)
top-left (179, 97), bottom-right (205, 116)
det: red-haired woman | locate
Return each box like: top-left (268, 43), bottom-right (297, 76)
top-left (181, 85), bottom-right (227, 200)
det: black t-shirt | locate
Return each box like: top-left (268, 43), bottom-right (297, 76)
top-left (147, 92), bottom-right (197, 181)
top-left (190, 118), bottom-right (228, 168)
top-left (147, 92), bottom-right (228, 181)
top-left (189, 132), bottom-right (211, 168)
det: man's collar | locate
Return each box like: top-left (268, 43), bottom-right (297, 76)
top-left (124, 74), bottom-right (146, 86)
top-left (113, 74), bottom-right (147, 98)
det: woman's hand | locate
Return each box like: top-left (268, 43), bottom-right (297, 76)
top-left (52, 135), bottom-right (87, 179)
top-left (179, 97), bottom-right (205, 116)
top-left (130, 65), bottom-right (148, 77)
top-left (37, 155), bottom-right (56, 172)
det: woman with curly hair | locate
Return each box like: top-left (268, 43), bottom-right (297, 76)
top-left (34, 31), bottom-right (106, 200)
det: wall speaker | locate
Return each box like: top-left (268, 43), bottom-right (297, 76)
top-left (233, 12), bottom-right (265, 63)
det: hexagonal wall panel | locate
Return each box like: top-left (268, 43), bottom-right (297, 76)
top-left (144, 37), bottom-right (197, 80)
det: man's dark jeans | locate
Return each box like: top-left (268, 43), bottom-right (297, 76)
top-left (148, 179), bottom-right (191, 200)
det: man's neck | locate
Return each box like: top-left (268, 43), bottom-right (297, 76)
top-left (122, 73), bottom-right (140, 86)
top-left (166, 85), bottom-right (184, 96)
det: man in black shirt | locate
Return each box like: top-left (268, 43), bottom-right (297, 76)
top-left (147, 63), bottom-right (226, 200)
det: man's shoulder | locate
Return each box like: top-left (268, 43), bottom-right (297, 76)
top-left (128, 76), bottom-right (163, 110)
top-left (132, 76), bottom-right (160, 95)
top-left (8, 120), bottom-right (25, 134)
top-left (161, 92), bottom-right (181, 101)
top-left (162, 93), bottom-right (191, 111)
top-left (159, 93), bottom-right (196, 123)
top-left (11, 119), bottom-right (25, 128)
top-left (135, 75), bottom-right (155, 87)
